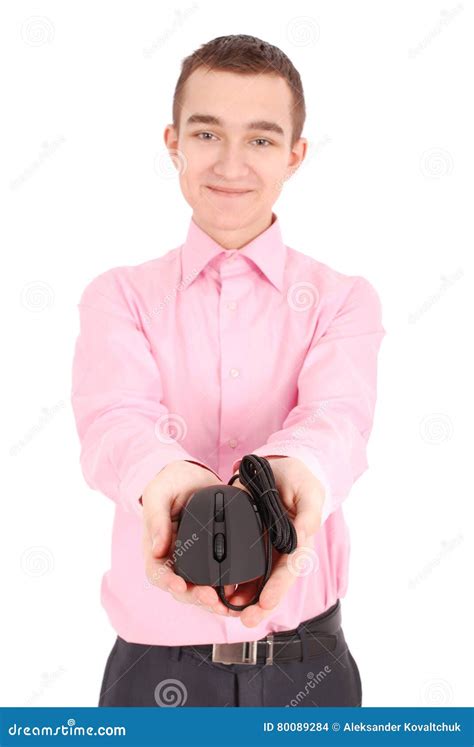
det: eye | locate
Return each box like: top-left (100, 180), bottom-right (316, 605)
top-left (193, 132), bottom-right (272, 147)
top-left (195, 131), bottom-right (217, 141)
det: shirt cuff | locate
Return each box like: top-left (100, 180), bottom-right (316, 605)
top-left (119, 450), bottom-right (222, 514)
top-left (182, 459), bottom-right (222, 482)
top-left (232, 444), bottom-right (333, 525)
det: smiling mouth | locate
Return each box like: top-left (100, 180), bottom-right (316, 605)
top-left (206, 186), bottom-right (252, 197)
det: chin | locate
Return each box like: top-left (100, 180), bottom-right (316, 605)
top-left (200, 209), bottom-right (255, 230)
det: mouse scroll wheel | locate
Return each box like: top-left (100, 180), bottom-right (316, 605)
top-left (214, 491), bottom-right (225, 523)
top-left (213, 533), bottom-right (226, 561)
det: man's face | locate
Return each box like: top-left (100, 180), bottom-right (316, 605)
top-left (164, 68), bottom-right (307, 233)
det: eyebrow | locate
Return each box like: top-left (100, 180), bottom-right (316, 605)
top-left (185, 114), bottom-right (285, 137)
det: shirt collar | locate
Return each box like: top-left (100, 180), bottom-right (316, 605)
top-left (180, 212), bottom-right (286, 293)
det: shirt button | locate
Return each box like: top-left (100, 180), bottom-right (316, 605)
top-left (229, 368), bottom-right (240, 378)
top-left (228, 438), bottom-right (238, 448)
top-left (227, 301), bottom-right (237, 310)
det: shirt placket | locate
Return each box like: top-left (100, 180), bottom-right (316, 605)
top-left (217, 252), bottom-right (249, 479)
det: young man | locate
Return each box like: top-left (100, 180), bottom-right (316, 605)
top-left (71, 34), bottom-right (385, 707)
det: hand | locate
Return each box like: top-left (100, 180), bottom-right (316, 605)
top-left (141, 460), bottom-right (237, 615)
top-left (223, 456), bottom-right (325, 628)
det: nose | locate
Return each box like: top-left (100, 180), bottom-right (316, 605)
top-left (212, 142), bottom-right (250, 181)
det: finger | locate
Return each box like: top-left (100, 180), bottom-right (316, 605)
top-left (144, 531), bottom-right (187, 593)
top-left (146, 538), bottom-right (232, 614)
top-left (144, 498), bottom-right (174, 560)
top-left (169, 581), bottom-right (234, 615)
top-left (258, 525), bottom-right (308, 607)
top-left (147, 550), bottom-right (216, 605)
top-left (222, 583), bottom-right (238, 600)
top-left (194, 583), bottom-right (235, 615)
top-left (225, 580), bottom-right (260, 616)
top-left (144, 515), bottom-right (234, 614)
top-left (239, 534), bottom-right (309, 628)
top-left (293, 482), bottom-right (324, 536)
top-left (147, 522), bottom-right (202, 596)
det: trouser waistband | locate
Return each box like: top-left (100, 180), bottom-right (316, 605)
top-left (180, 599), bottom-right (342, 666)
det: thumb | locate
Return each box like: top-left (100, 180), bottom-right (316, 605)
top-left (144, 496), bottom-right (173, 558)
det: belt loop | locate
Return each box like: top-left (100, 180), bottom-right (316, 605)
top-left (296, 623), bottom-right (310, 664)
top-left (168, 645), bottom-right (182, 662)
top-left (265, 633), bottom-right (274, 665)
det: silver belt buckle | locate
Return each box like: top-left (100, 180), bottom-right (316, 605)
top-left (212, 640), bottom-right (258, 665)
top-left (211, 634), bottom-right (275, 665)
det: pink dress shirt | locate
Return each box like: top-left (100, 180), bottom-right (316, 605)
top-left (71, 211), bottom-right (386, 645)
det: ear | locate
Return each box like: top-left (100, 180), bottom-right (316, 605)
top-left (285, 137), bottom-right (308, 181)
top-left (163, 123), bottom-right (179, 152)
top-left (163, 124), bottom-right (184, 174)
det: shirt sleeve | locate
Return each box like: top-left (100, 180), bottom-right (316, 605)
top-left (231, 276), bottom-right (386, 525)
top-left (71, 270), bottom-right (222, 513)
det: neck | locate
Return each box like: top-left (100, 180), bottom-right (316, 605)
top-left (192, 212), bottom-right (275, 250)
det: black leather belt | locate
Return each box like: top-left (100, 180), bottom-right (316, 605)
top-left (182, 599), bottom-right (342, 666)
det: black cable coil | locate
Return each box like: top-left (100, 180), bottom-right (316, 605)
top-left (217, 454), bottom-right (297, 611)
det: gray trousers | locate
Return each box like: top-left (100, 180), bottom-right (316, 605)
top-left (98, 615), bottom-right (362, 707)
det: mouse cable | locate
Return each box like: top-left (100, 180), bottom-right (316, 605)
top-left (216, 454), bottom-right (297, 611)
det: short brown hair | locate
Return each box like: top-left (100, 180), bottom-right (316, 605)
top-left (172, 34), bottom-right (305, 147)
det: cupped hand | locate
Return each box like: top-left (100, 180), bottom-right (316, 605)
top-left (141, 460), bottom-right (237, 615)
top-left (223, 456), bottom-right (325, 627)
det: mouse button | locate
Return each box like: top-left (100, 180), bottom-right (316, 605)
top-left (213, 532), bottom-right (226, 561)
top-left (214, 491), bottom-right (225, 523)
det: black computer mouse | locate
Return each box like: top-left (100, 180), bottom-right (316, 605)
top-left (173, 484), bottom-right (267, 588)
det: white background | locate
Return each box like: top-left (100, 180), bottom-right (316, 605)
top-left (1, 0), bottom-right (472, 707)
